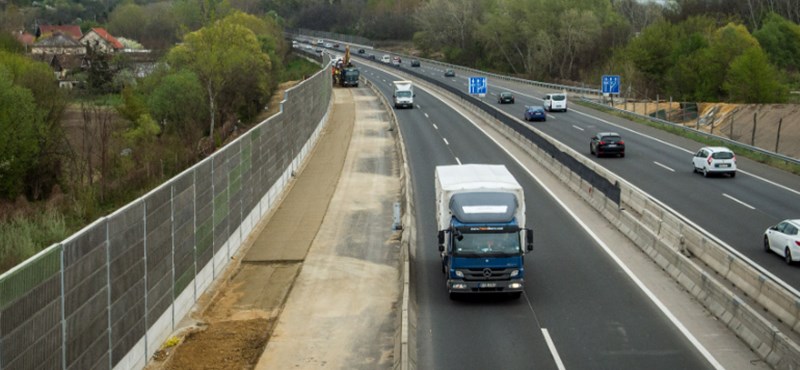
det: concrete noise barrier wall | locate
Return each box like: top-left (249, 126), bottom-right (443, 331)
top-left (0, 58), bottom-right (333, 370)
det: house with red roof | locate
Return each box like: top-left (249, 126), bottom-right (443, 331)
top-left (80, 28), bottom-right (124, 53)
top-left (37, 25), bottom-right (83, 41)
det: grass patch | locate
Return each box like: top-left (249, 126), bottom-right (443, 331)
top-left (577, 100), bottom-right (800, 175)
top-left (0, 209), bottom-right (69, 273)
top-left (281, 56), bottom-right (322, 82)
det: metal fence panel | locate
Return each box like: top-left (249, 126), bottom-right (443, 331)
top-left (172, 173), bottom-right (196, 297)
top-left (144, 186), bottom-right (173, 323)
top-left (108, 202), bottom-right (146, 367)
top-left (212, 150), bottom-right (230, 254)
top-left (63, 221), bottom-right (109, 370)
top-left (195, 160), bottom-right (214, 270)
top-left (0, 246), bottom-right (63, 369)
top-left (228, 141), bottom-right (243, 239)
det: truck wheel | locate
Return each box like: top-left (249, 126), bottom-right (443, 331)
top-left (509, 292), bottom-right (522, 299)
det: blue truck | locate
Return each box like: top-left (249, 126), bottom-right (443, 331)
top-left (435, 164), bottom-right (533, 299)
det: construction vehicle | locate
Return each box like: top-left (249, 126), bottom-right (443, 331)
top-left (334, 46), bottom-right (360, 87)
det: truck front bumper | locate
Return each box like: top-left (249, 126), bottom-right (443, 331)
top-left (447, 279), bottom-right (524, 293)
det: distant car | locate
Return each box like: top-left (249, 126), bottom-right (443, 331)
top-left (324, 42), bottom-right (333, 48)
top-left (524, 106), bottom-right (546, 122)
top-left (358, 48), bottom-right (366, 54)
top-left (381, 54), bottom-right (391, 63)
top-left (543, 92), bottom-right (568, 112)
top-left (590, 132), bottom-right (625, 157)
top-left (333, 43), bottom-right (340, 48)
top-left (692, 146), bottom-right (736, 177)
top-left (410, 59), bottom-right (421, 67)
top-left (764, 219), bottom-right (800, 264)
top-left (498, 92), bottom-right (515, 104)
top-left (444, 69), bottom-right (455, 77)
top-left (315, 48), bottom-right (322, 53)
top-left (391, 56), bottom-right (401, 66)
top-left (368, 54), bottom-right (376, 60)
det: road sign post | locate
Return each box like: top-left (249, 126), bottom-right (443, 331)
top-left (469, 76), bottom-right (487, 97)
top-left (602, 75), bottom-right (620, 106)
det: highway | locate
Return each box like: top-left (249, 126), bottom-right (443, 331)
top-left (377, 56), bottom-right (800, 293)
top-left (354, 57), bottom-right (717, 369)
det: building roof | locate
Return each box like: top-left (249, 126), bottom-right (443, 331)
top-left (86, 28), bottom-right (124, 50)
top-left (38, 25), bottom-right (82, 40)
top-left (33, 33), bottom-right (84, 48)
top-left (15, 32), bottom-right (36, 46)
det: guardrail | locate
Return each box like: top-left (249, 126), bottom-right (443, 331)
top-left (360, 57), bottom-right (800, 368)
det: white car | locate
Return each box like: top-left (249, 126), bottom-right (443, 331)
top-left (381, 54), bottom-right (391, 64)
top-left (543, 93), bottom-right (567, 112)
top-left (764, 219), bottom-right (800, 264)
top-left (692, 146), bottom-right (737, 177)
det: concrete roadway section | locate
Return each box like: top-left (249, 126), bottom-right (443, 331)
top-left (252, 87), bottom-right (401, 369)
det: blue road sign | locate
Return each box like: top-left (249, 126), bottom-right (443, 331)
top-left (602, 75), bottom-right (621, 94)
top-left (469, 77), bottom-right (487, 95)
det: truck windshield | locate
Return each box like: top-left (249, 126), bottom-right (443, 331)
top-left (453, 232), bottom-right (520, 256)
top-left (396, 91), bottom-right (412, 98)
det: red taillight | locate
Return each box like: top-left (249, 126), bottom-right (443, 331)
top-left (707, 156), bottom-right (713, 165)
top-left (599, 141), bottom-right (606, 145)
top-left (795, 240), bottom-right (800, 247)
top-left (733, 154), bottom-right (736, 162)
top-left (618, 140), bottom-right (624, 145)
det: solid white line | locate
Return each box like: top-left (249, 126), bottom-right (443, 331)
top-left (654, 161), bottom-right (675, 172)
top-left (433, 124), bottom-right (438, 130)
top-left (541, 329), bottom-right (566, 370)
top-left (443, 138), bottom-right (449, 145)
top-left (414, 85), bottom-right (725, 370)
top-left (424, 113), bottom-right (429, 118)
top-left (723, 193), bottom-right (756, 210)
top-left (572, 125), bottom-right (584, 131)
top-left (456, 157), bottom-right (462, 165)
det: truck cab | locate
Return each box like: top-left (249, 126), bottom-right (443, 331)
top-left (392, 80), bottom-right (415, 109)
top-left (435, 165), bottom-right (533, 300)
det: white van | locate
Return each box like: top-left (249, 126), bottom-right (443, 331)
top-left (543, 93), bottom-right (568, 112)
top-left (381, 54), bottom-right (391, 64)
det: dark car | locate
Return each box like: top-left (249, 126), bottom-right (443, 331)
top-left (444, 69), bottom-right (455, 77)
top-left (411, 59), bottom-right (421, 67)
top-left (498, 92), bottom-right (515, 104)
top-left (367, 54), bottom-right (376, 60)
top-left (524, 106), bottom-right (546, 121)
top-left (590, 132), bottom-right (625, 157)
top-left (333, 43), bottom-right (340, 48)
top-left (358, 48), bottom-right (366, 54)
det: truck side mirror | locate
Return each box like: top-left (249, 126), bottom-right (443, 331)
top-left (438, 231), bottom-right (445, 252)
top-left (525, 228), bottom-right (534, 251)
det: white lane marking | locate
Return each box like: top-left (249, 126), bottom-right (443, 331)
top-left (433, 124), bottom-right (438, 130)
top-left (494, 83), bottom-right (800, 197)
top-left (572, 125), bottom-right (584, 131)
top-left (723, 193), bottom-right (756, 210)
top-left (456, 157), bottom-right (462, 165)
top-left (416, 104), bottom-right (421, 109)
top-left (424, 113), bottom-right (429, 118)
top-left (542, 329), bottom-right (566, 370)
top-left (443, 138), bottom-right (449, 145)
top-left (412, 83), bottom-right (725, 370)
top-left (654, 161), bottom-right (675, 172)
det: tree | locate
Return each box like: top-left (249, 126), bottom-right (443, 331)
top-left (0, 67), bottom-right (45, 199)
top-left (753, 12), bottom-right (800, 71)
top-left (167, 13), bottom-right (271, 150)
top-left (724, 47), bottom-right (787, 103)
top-left (147, 69), bottom-right (208, 150)
top-left (107, 3), bottom-right (147, 42)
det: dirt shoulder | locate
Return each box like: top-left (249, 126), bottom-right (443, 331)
top-left (146, 86), bottom-right (401, 369)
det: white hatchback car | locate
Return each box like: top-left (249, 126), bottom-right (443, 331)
top-left (764, 219), bottom-right (800, 264)
top-left (692, 146), bottom-right (736, 177)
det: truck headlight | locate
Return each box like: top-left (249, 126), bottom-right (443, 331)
top-left (510, 269), bottom-right (519, 277)
top-left (454, 270), bottom-right (464, 278)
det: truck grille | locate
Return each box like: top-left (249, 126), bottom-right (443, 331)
top-left (461, 268), bottom-right (512, 281)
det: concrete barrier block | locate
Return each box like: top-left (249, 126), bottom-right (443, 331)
top-left (772, 333), bottom-right (800, 369)
top-left (755, 280), bottom-right (800, 330)
top-left (145, 308), bottom-right (173, 362)
top-left (725, 259), bottom-right (762, 301)
top-left (196, 259), bottom-right (214, 296)
top-left (212, 243), bottom-right (229, 279)
top-left (112, 337), bottom-right (145, 370)
top-left (641, 208), bottom-right (661, 234)
top-left (173, 284), bottom-right (194, 325)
